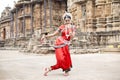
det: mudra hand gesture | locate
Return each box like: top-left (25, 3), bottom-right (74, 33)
top-left (40, 35), bottom-right (46, 43)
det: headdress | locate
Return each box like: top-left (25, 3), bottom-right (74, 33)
top-left (62, 12), bottom-right (72, 20)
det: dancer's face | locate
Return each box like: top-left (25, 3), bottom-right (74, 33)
top-left (64, 18), bottom-right (71, 24)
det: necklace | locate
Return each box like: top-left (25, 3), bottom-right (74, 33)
top-left (65, 24), bottom-right (71, 39)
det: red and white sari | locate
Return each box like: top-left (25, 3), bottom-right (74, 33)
top-left (51, 25), bottom-right (75, 72)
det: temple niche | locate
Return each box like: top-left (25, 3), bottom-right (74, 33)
top-left (112, 0), bottom-right (120, 30)
top-left (112, 2), bottom-right (120, 16)
top-left (86, 0), bottom-right (94, 18)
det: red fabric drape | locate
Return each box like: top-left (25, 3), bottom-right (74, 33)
top-left (51, 45), bottom-right (72, 71)
top-left (50, 25), bottom-right (74, 71)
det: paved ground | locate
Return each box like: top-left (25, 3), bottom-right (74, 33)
top-left (0, 50), bottom-right (120, 80)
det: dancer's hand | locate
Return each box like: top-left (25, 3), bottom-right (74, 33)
top-left (40, 35), bottom-right (45, 42)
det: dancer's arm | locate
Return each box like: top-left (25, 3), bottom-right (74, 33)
top-left (69, 31), bottom-right (75, 38)
top-left (69, 25), bottom-right (76, 38)
top-left (45, 29), bottom-right (60, 38)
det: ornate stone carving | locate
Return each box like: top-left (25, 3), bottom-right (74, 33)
top-left (112, 3), bottom-right (120, 16)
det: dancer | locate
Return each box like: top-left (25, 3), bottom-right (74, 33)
top-left (41, 12), bottom-right (76, 76)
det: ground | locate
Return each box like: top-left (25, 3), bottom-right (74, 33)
top-left (0, 50), bottom-right (120, 80)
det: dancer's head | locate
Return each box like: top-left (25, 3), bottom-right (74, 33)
top-left (63, 12), bottom-right (72, 24)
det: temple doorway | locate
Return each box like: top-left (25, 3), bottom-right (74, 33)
top-left (3, 28), bottom-right (6, 40)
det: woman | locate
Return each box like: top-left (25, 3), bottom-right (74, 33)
top-left (41, 12), bottom-right (76, 76)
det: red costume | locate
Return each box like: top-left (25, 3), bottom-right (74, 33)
top-left (51, 25), bottom-right (75, 72)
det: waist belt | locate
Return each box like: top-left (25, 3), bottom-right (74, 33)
top-left (54, 37), bottom-right (70, 49)
top-left (53, 43), bottom-right (67, 49)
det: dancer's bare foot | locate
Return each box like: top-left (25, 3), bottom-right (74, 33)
top-left (64, 72), bottom-right (69, 76)
top-left (44, 67), bottom-right (51, 76)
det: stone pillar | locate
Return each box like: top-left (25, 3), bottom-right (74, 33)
top-left (112, 0), bottom-right (120, 29)
top-left (86, 0), bottom-right (94, 18)
top-left (43, 0), bottom-right (47, 32)
top-left (106, 16), bottom-right (113, 31)
top-left (49, 0), bottom-right (52, 28)
top-left (34, 3), bottom-right (41, 29)
top-left (86, 0), bottom-right (96, 32)
top-left (95, 0), bottom-right (106, 17)
top-left (15, 9), bottom-right (18, 38)
top-left (118, 34), bottom-right (120, 43)
top-left (95, 0), bottom-right (106, 31)
top-left (105, 0), bottom-right (113, 31)
top-left (80, 3), bottom-right (87, 32)
top-left (23, 4), bottom-right (26, 37)
top-left (30, 3), bottom-right (33, 36)
top-left (117, 35), bottom-right (119, 42)
top-left (112, 0), bottom-right (120, 16)
top-left (105, 0), bottom-right (112, 17)
top-left (10, 12), bottom-right (14, 38)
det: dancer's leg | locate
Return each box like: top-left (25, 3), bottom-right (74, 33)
top-left (44, 67), bottom-right (52, 76)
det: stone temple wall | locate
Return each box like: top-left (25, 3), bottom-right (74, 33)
top-left (0, 0), bottom-right (67, 47)
top-left (0, 0), bottom-right (120, 51)
top-left (68, 0), bottom-right (120, 48)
